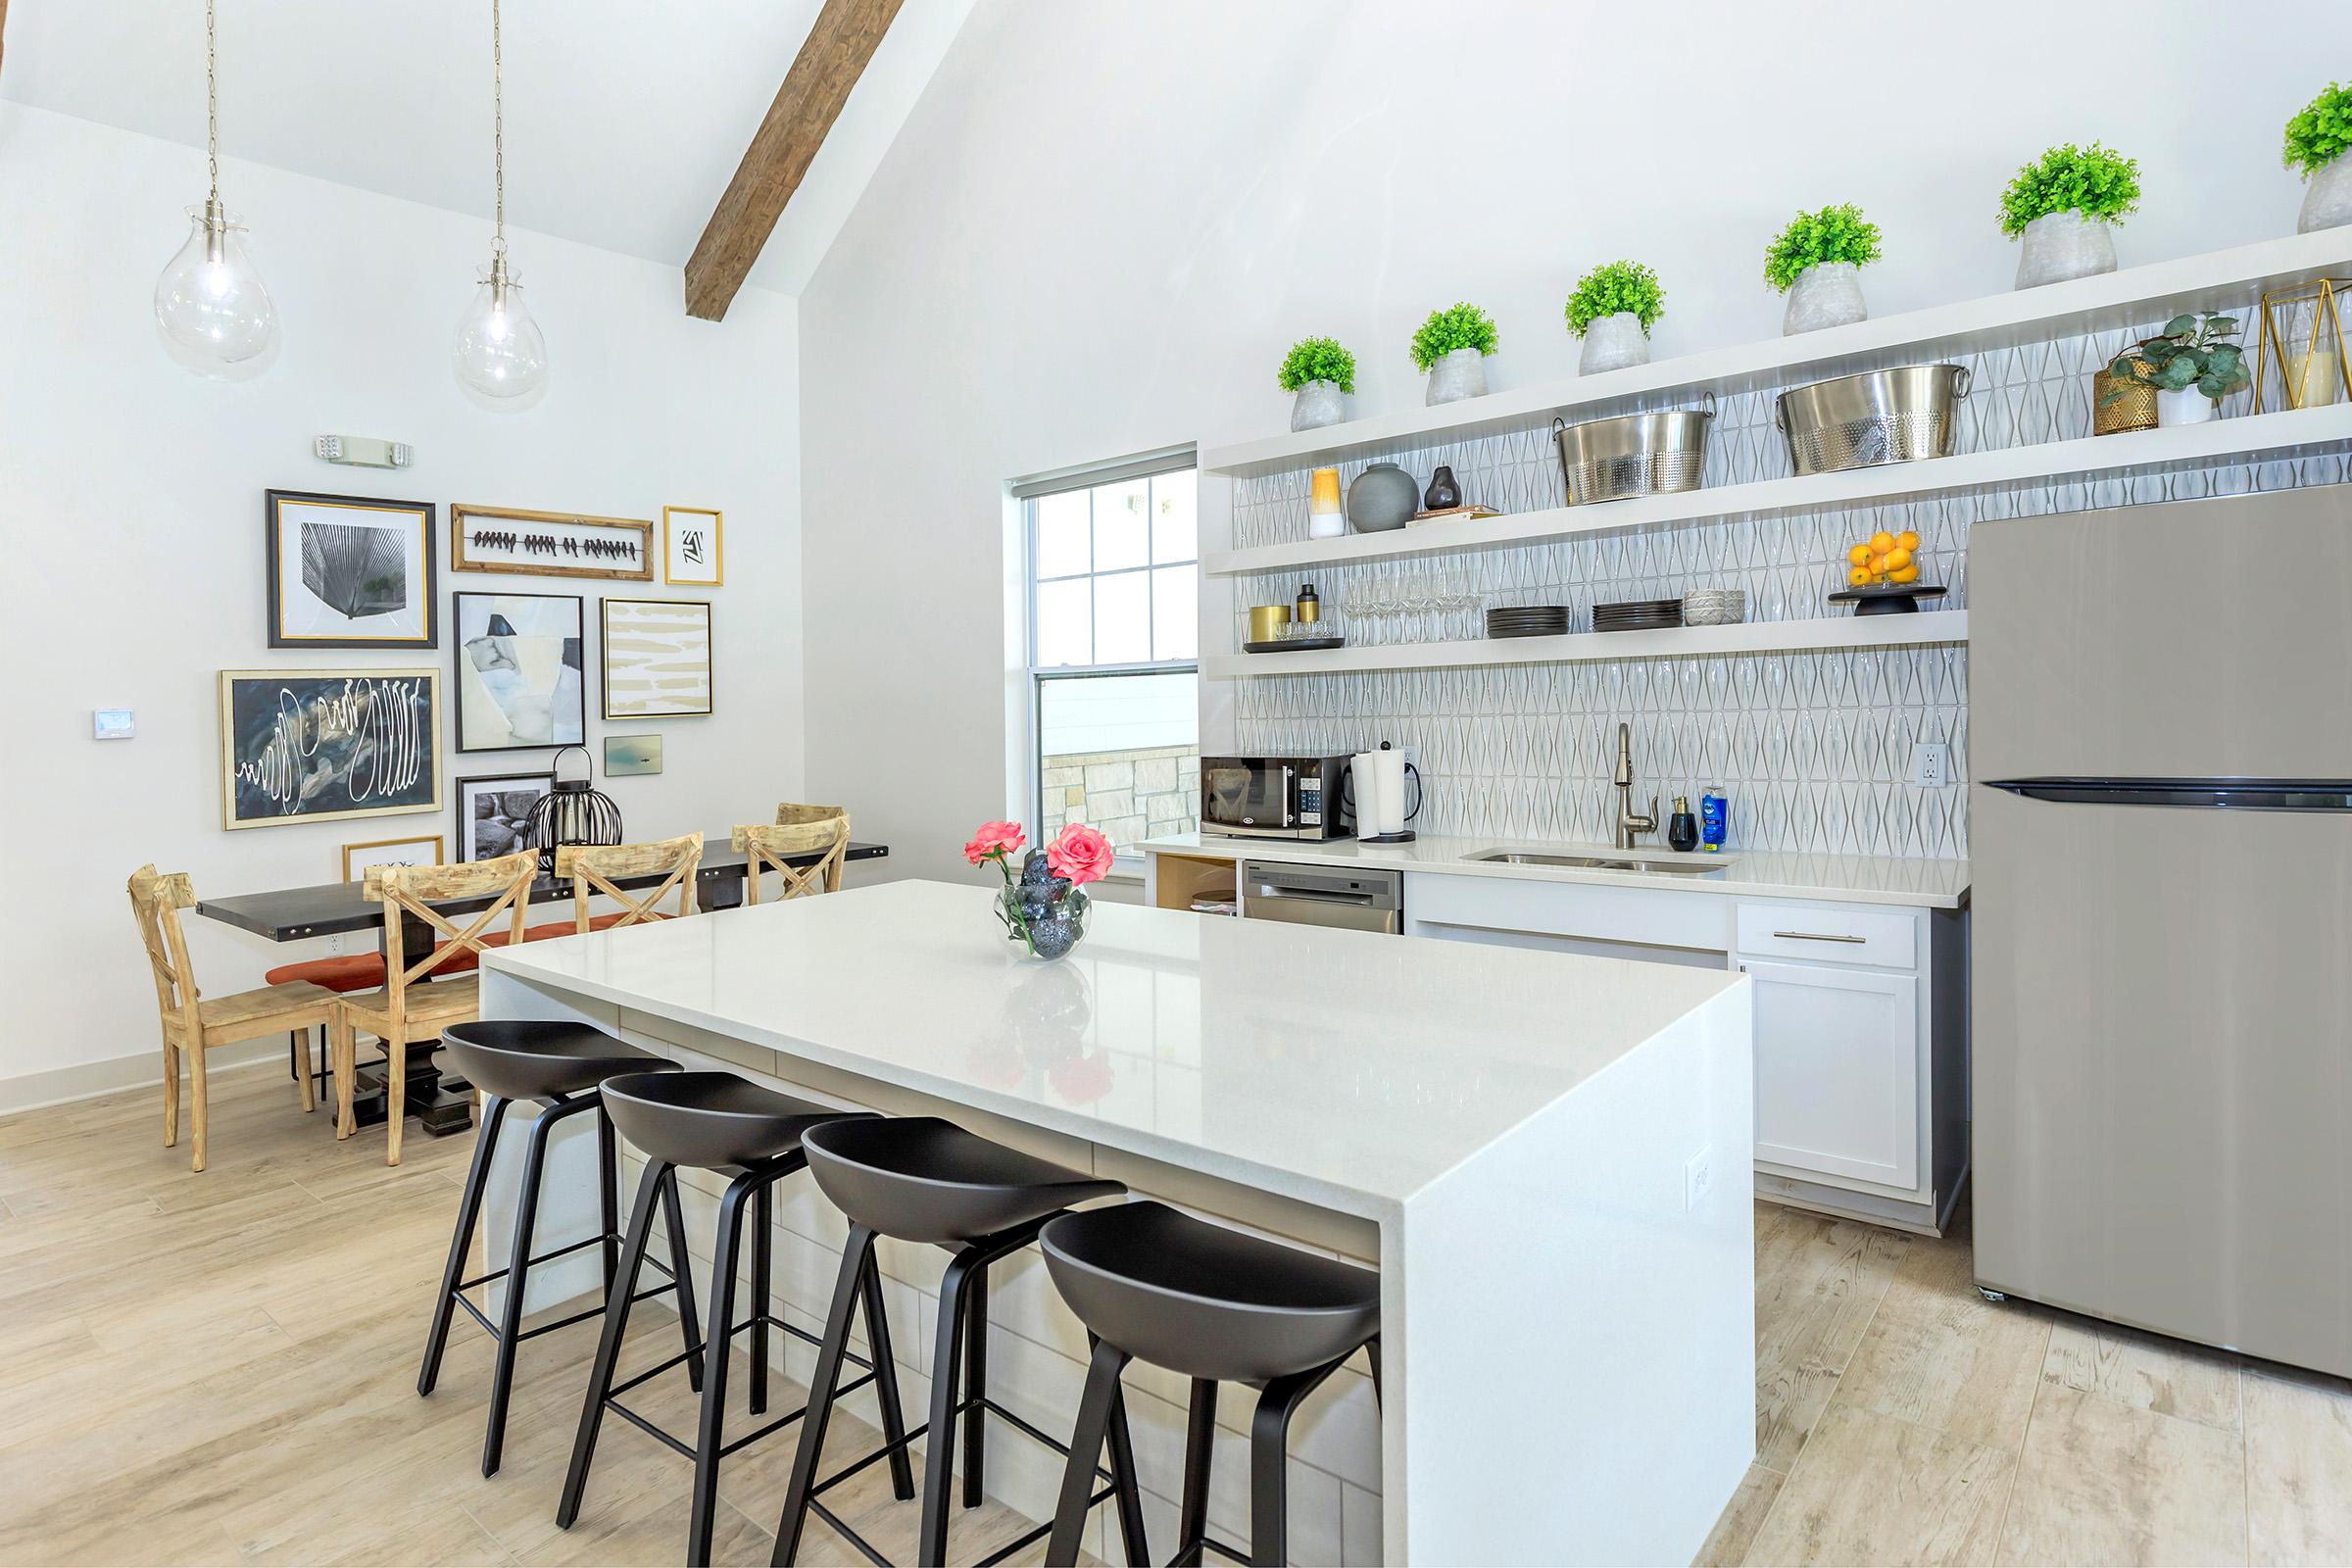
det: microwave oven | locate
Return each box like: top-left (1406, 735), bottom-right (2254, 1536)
top-left (1199, 754), bottom-right (1355, 840)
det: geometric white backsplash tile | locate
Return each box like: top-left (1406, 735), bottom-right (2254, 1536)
top-left (1229, 295), bottom-right (2349, 860)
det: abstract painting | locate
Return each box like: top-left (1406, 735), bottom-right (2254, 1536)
top-left (662, 506), bottom-right (723, 587)
top-left (602, 598), bottom-right (712, 717)
top-left (454, 591), bottom-right (585, 752)
top-left (456, 770), bottom-right (553, 861)
top-left (602, 734), bottom-right (663, 776)
top-left (267, 490), bottom-right (436, 649)
top-left (219, 669), bottom-right (441, 830)
top-left (341, 834), bottom-right (444, 883)
top-left (450, 504), bottom-right (654, 581)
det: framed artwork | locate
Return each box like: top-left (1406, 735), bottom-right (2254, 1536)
top-left (602, 598), bottom-right (713, 718)
top-left (450, 504), bottom-right (654, 581)
top-left (219, 669), bottom-right (441, 831)
top-left (662, 506), bottom-right (724, 587)
top-left (342, 834), bottom-right (445, 883)
top-left (265, 490), bottom-right (436, 649)
top-left (455, 769), bottom-right (553, 861)
top-left (603, 733), bottom-right (663, 777)
top-left (453, 591), bottom-right (586, 752)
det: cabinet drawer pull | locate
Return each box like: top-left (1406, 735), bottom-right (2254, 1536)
top-left (1773, 929), bottom-right (1866, 944)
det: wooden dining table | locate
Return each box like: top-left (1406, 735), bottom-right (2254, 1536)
top-left (194, 841), bottom-right (890, 1136)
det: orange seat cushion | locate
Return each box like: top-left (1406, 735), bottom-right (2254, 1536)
top-left (265, 912), bottom-right (663, 992)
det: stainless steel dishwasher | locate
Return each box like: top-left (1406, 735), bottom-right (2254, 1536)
top-left (1237, 860), bottom-right (1402, 934)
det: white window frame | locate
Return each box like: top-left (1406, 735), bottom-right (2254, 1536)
top-left (1016, 448), bottom-right (1199, 869)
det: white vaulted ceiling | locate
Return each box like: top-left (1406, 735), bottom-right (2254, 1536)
top-left (0, 0), bottom-right (971, 295)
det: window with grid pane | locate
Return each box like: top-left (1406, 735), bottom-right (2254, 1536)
top-left (1027, 465), bottom-right (1199, 860)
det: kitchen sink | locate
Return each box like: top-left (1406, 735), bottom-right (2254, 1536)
top-left (1467, 850), bottom-right (1733, 875)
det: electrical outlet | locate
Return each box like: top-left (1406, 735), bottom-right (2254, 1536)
top-left (324, 932), bottom-right (345, 956)
top-left (1685, 1148), bottom-right (1713, 1211)
top-left (1912, 742), bottom-right (1952, 788)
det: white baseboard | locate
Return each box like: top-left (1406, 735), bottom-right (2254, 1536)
top-left (0, 1031), bottom-right (312, 1117)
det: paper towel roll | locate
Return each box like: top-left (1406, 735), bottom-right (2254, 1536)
top-left (1353, 748), bottom-right (1409, 837)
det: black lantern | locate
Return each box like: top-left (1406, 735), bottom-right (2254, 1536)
top-left (524, 745), bottom-right (623, 877)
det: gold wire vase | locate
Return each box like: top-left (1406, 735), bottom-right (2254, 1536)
top-left (2092, 346), bottom-right (2161, 435)
top-left (2254, 277), bottom-right (2352, 412)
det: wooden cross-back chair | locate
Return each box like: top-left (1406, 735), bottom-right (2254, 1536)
top-left (127, 864), bottom-right (337, 1172)
top-left (555, 832), bottom-right (704, 931)
top-left (733, 804), bottom-right (851, 903)
top-left (336, 850), bottom-right (536, 1165)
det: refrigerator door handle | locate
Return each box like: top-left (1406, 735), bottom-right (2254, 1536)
top-left (1984, 777), bottom-right (2352, 811)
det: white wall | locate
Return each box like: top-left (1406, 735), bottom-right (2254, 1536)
top-left (0, 103), bottom-right (805, 1103)
top-left (798, 0), bottom-right (2349, 887)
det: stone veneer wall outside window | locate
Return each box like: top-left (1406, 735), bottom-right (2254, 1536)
top-left (1041, 744), bottom-right (1199, 854)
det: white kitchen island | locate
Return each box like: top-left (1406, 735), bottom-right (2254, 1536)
top-left (478, 879), bottom-right (1753, 1565)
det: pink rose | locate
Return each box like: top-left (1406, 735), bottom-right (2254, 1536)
top-left (964, 820), bottom-right (1027, 866)
top-left (1046, 822), bottom-right (1115, 887)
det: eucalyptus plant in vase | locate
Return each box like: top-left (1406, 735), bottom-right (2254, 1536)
top-left (1763, 204), bottom-right (1883, 335)
top-left (2000, 142), bottom-right (2140, 288)
top-left (1277, 336), bottom-right (1357, 431)
top-left (1409, 302), bottom-right (1498, 405)
top-left (2101, 313), bottom-right (2251, 428)
top-left (2285, 80), bottom-right (2352, 233)
top-left (1564, 260), bottom-right (1665, 374)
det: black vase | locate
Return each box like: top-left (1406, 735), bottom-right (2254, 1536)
top-left (1424, 465), bottom-right (1459, 511)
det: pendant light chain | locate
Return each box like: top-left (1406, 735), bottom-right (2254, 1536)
top-left (491, 0), bottom-right (506, 260)
top-left (204, 0), bottom-right (220, 207)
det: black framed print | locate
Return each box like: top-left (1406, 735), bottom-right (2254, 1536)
top-left (601, 598), bottom-right (713, 718)
top-left (266, 489), bottom-right (437, 649)
top-left (453, 591), bottom-right (586, 752)
top-left (455, 769), bottom-right (554, 861)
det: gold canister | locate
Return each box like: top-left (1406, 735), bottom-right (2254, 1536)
top-left (2092, 343), bottom-right (2160, 436)
top-left (1249, 605), bottom-right (1292, 643)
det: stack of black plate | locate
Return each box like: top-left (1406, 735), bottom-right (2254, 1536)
top-left (1486, 605), bottom-right (1570, 639)
top-left (1592, 598), bottom-right (1684, 632)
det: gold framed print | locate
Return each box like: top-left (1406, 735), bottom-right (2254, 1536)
top-left (662, 506), bottom-right (724, 587)
top-left (341, 834), bottom-right (446, 882)
top-left (266, 490), bottom-right (436, 649)
top-left (450, 504), bottom-right (654, 581)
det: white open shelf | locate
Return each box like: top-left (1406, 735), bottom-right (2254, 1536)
top-left (1202, 404), bottom-right (2352, 578)
top-left (1202, 609), bottom-right (1969, 678)
top-left (1200, 228), bottom-right (2352, 481)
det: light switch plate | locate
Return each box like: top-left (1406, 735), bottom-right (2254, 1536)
top-left (92, 708), bottom-right (135, 740)
top-left (1912, 742), bottom-right (1951, 788)
top-left (1684, 1148), bottom-right (1713, 1211)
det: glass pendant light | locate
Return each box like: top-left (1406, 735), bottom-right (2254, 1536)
top-left (453, 0), bottom-right (548, 400)
top-left (153, 0), bottom-right (277, 370)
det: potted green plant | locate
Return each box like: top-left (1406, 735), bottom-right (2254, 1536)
top-left (1763, 204), bottom-right (1883, 335)
top-left (1277, 336), bottom-right (1357, 431)
top-left (2000, 142), bottom-right (2140, 288)
top-left (1410, 302), bottom-right (1498, 405)
top-left (2101, 313), bottom-right (2251, 428)
top-left (1564, 261), bottom-right (1664, 374)
top-left (2285, 80), bottom-right (2352, 233)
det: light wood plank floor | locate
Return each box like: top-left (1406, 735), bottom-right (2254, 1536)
top-left (6, 1062), bottom-right (2351, 1566)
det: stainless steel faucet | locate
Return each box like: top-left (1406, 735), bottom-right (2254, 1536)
top-left (1613, 721), bottom-right (1657, 850)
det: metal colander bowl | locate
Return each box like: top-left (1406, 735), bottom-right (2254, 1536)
top-left (1553, 392), bottom-right (1715, 505)
top-left (1774, 364), bottom-right (1971, 476)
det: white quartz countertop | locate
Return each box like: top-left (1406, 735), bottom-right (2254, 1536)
top-left (1140, 830), bottom-right (1970, 908)
top-left (484, 879), bottom-right (1741, 1219)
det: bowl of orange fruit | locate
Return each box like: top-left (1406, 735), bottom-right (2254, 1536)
top-left (1829, 528), bottom-right (1946, 615)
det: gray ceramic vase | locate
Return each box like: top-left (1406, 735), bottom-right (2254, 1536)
top-left (1346, 463), bottom-right (1419, 532)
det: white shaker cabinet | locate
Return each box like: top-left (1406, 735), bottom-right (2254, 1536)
top-left (1742, 960), bottom-right (1919, 1189)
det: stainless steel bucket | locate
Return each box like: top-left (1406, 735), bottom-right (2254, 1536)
top-left (1775, 364), bottom-right (1971, 475)
top-left (1553, 391), bottom-right (1715, 505)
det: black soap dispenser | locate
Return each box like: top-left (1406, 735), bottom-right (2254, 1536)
top-left (1667, 795), bottom-right (1699, 853)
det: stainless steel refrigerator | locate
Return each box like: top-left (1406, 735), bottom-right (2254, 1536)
top-left (1972, 482), bottom-right (2352, 1378)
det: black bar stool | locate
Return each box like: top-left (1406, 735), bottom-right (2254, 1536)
top-left (559, 1071), bottom-right (915, 1566)
top-left (769, 1115), bottom-right (1146, 1567)
top-left (1039, 1201), bottom-right (1381, 1568)
top-left (420, 1019), bottom-right (705, 1478)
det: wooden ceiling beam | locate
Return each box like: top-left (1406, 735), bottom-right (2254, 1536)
top-left (683, 0), bottom-right (903, 320)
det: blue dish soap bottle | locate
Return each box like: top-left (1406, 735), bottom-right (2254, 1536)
top-left (1700, 787), bottom-right (1730, 854)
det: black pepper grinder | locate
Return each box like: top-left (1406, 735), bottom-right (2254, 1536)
top-left (1667, 795), bottom-right (1699, 853)
top-left (1424, 465), bottom-right (1460, 511)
